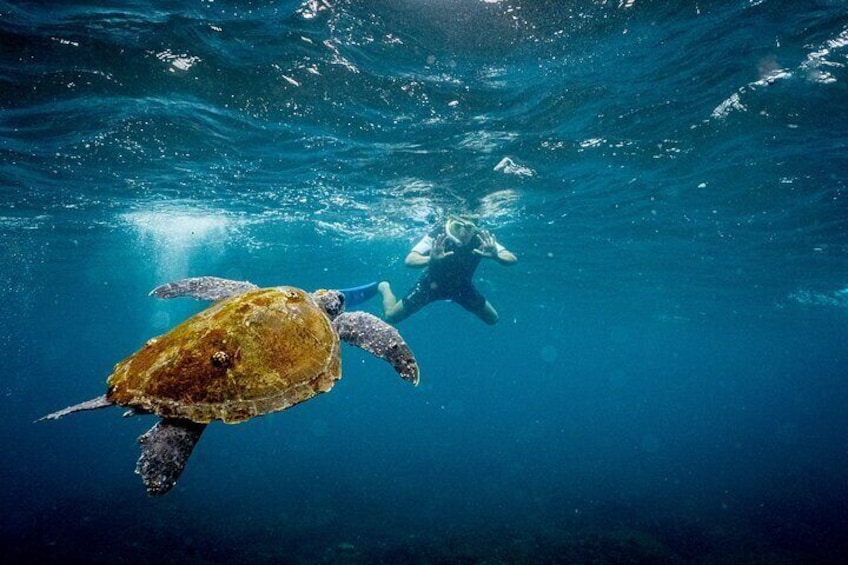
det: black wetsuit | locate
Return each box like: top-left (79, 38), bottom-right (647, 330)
top-left (400, 227), bottom-right (487, 317)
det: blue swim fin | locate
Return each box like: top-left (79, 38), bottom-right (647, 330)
top-left (339, 281), bottom-right (379, 307)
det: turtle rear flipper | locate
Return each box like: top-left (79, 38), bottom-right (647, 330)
top-left (36, 395), bottom-right (112, 422)
top-left (136, 418), bottom-right (206, 496)
top-left (150, 276), bottom-right (258, 301)
top-left (333, 312), bottom-right (420, 386)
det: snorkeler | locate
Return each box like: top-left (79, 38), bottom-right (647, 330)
top-left (378, 214), bottom-right (517, 325)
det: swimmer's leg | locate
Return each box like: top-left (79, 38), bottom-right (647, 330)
top-left (454, 285), bottom-right (499, 325)
top-left (378, 281), bottom-right (426, 324)
top-left (378, 281), bottom-right (403, 321)
top-left (475, 300), bottom-right (499, 325)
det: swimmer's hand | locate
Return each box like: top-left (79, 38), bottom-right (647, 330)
top-left (473, 230), bottom-right (499, 259)
top-left (430, 234), bottom-right (454, 261)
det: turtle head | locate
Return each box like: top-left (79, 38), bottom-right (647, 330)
top-left (312, 289), bottom-right (345, 320)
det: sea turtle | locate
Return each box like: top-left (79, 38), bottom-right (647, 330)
top-left (38, 276), bottom-right (419, 496)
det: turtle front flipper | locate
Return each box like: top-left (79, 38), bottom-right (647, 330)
top-left (150, 276), bottom-right (259, 301)
top-left (333, 312), bottom-right (420, 386)
top-left (136, 418), bottom-right (207, 496)
top-left (36, 395), bottom-right (112, 422)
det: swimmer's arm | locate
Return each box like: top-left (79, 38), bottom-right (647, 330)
top-left (405, 235), bottom-right (433, 268)
top-left (405, 250), bottom-right (430, 268)
top-left (494, 247), bottom-right (518, 265)
top-left (475, 230), bottom-right (517, 265)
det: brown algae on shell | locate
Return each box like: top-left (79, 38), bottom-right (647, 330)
top-left (106, 288), bottom-right (341, 423)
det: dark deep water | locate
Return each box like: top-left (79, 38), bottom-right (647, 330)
top-left (3, 0), bottom-right (848, 562)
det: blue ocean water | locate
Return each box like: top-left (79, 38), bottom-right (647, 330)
top-left (2, 0), bottom-right (848, 562)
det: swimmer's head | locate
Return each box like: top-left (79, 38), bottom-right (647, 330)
top-left (445, 215), bottom-right (479, 246)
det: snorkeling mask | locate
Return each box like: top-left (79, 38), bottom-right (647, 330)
top-left (445, 215), bottom-right (479, 245)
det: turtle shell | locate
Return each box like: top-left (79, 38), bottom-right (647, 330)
top-left (106, 287), bottom-right (341, 424)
